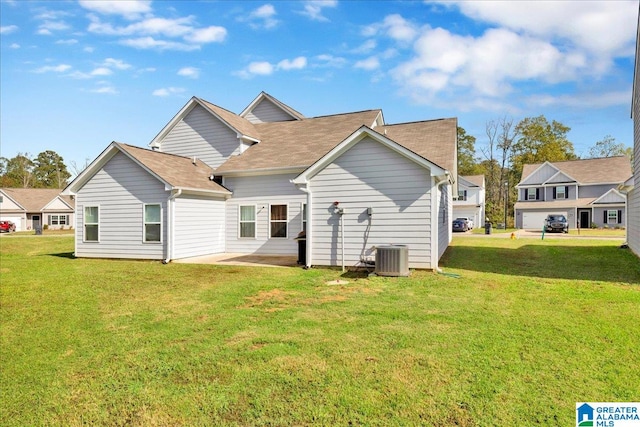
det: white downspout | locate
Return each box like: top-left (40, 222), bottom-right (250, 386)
top-left (297, 184), bottom-right (313, 268)
top-left (340, 210), bottom-right (345, 272)
top-left (434, 174), bottom-right (451, 274)
top-left (165, 188), bottom-right (182, 264)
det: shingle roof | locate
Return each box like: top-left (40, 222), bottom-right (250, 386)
top-left (514, 198), bottom-right (597, 210)
top-left (198, 98), bottom-right (260, 141)
top-left (520, 156), bottom-right (632, 185)
top-left (461, 175), bottom-right (485, 187)
top-left (214, 110), bottom-right (383, 173)
top-left (116, 143), bottom-right (230, 193)
top-left (1, 188), bottom-right (72, 212)
top-left (376, 118), bottom-right (458, 173)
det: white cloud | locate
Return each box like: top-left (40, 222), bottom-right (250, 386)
top-left (178, 67), bottom-right (200, 78)
top-left (277, 56), bottom-right (307, 70)
top-left (91, 67), bottom-right (113, 76)
top-left (184, 26), bottom-right (227, 43)
top-left (248, 61), bottom-right (274, 75)
top-left (78, 0), bottom-right (152, 20)
top-left (34, 64), bottom-right (72, 73)
top-left (244, 4), bottom-right (279, 30)
top-left (90, 85), bottom-right (118, 94)
top-left (10, 43), bottom-right (20, 49)
top-left (102, 58), bottom-right (131, 70)
top-left (299, 0), bottom-right (337, 22)
top-left (37, 20), bottom-right (70, 35)
top-left (56, 39), bottom-right (78, 45)
top-left (152, 87), bottom-right (186, 97)
top-left (354, 56), bottom-right (380, 71)
top-left (351, 39), bottom-right (377, 54)
top-left (315, 54), bottom-right (347, 68)
top-left (0, 25), bottom-right (18, 34)
top-left (87, 14), bottom-right (227, 50)
top-left (362, 14), bottom-right (418, 43)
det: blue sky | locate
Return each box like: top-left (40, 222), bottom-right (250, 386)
top-left (0, 0), bottom-right (637, 174)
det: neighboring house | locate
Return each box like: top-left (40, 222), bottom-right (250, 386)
top-left (0, 188), bottom-right (74, 231)
top-left (453, 175), bottom-right (485, 228)
top-left (514, 157), bottom-right (632, 230)
top-left (64, 92), bottom-right (458, 270)
top-left (620, 10), bottom-right (640, 257)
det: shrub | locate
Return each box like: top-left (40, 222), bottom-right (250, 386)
top-left (43, 224), bottom-right (49, 230)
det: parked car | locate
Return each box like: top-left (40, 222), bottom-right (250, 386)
top-left (544, 214), bottom-right (568, 233)
top-left (452, 218), bottom-right (469, 232)
top-left (455, 217), bottom-right (474, 230)
top-left (0, 220), bottom-right (16, 233)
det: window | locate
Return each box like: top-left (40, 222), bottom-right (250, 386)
top-left (302, 203), bottom-right (307, 232)
top-left (84, 206), bottom-right (99, 242)
top-left (527, 189), bottom-right (537, 200)
top-left (49, 215), bottom-right (67, 226)
top-left (554, 186), bottom-right (568, 200)
top-left (144, 204), bottom-right (161, 242)
top-left (60, 215), bottom-right (67, 225)
top-left (607, 210), bottom-right (618, 224)
top-left (458, 190), bottom-right (467, 201)
top-left (270, 204), bottom-right (287, 238)
top-left (239, 205), bottom-right (256, 238)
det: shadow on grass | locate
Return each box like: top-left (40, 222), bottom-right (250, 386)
top-left (441, 244), bottom-right (640, 284)
top-left (47, 252), bottom-right (76, 259)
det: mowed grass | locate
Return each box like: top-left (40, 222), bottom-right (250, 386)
top-left (1, 236), bottom-right (639, 426)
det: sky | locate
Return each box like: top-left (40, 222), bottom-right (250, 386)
top-left (0, 0), bottom-right (637, 175)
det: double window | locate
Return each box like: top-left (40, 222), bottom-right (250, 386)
top-left (144, 204), bottom-right (162, 242)
top-left (606, 210), bottom-right (619, 225)
top-left (49, 215), bottom-right (68, 226)
top-left (239, 205), bottom-right (256, 238)
top-left (84, 206), bottom-right (99, 242)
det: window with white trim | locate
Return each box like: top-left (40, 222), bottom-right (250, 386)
top-left (555, 186), bottom-right (566, 199)
top-left (607, 210), bottom-right (618, 224)
top-left (144, 204), bottom-right (162, 242)
top-left (458, 190), bottom-right (467, 201)
top-left (84, 206), bottom-right (99, 242)
top-left (270, 204), bottom-right (287, 238)
top-left (49, 215), bottom-right (68, 226)
top-left (527, 189), bottom-right (537, 200)
top-left (239, 205), bottom-right (256, 238)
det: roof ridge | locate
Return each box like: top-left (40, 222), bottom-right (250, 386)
top-left (384, 117), bottom-right (457, 126)
top-left (116, 142), bottom-right (213, 165)
top-left (197, 97), bottom-right (243, 117)
top-left (302, 109), bottom-right (381, 120)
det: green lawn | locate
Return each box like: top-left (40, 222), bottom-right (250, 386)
top-left (1, 236), bottom-right (639, 426)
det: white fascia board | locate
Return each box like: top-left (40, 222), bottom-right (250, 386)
top-left (591, 188), bottom-right (626, 204)
top-left (238, 133), bottom-right (260, 144)
top-left (63, 142), bottom-right (121, 194)
top-left (543, 170), bottom-right (579, 185)
top-left (42, 196), bottom-right (74, 211)
top-left (518, 161), bottom-right (559, 186)
top-left (219, 166), bottom-right (307, 178)
top-left (618, 176), bottom-right (634, 193)
top-left (372, 111), bottom-right (384, 128)
top-left (149, 96), bottom-right (199, 148)
top-left (240, 91), bottom-right (302, 120)
top-left (175, 187), bottom-right (232, 198)
top-left (458, 176), bottom-right (479, 188)
top-left (292, 126), bottom-right (447, 185)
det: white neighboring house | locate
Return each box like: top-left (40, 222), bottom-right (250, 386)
top-left (514, 157), bottom-right (632, 230)
top-left (64, 92), bottom-right (458, 270)
top-left (0, 188), bottom-right (74, 231)
top-left (620, 10), bottom-right (639, 257)
top-left (453, 175), bottom-right (485, 228)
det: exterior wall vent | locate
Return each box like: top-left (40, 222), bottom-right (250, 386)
top-left (375, 245), bottom-right (409, 276)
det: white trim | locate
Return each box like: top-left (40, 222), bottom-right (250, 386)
top-left (591, 188), bottom-right (626, 205)
top-left (83, 205), bottom-right (100, 243)
top-left (518, 161), bottom-right (560, 186)
top-left (42, 195), bottom-right (74, 211)
top-left (0, 189), bottom-right (27, 211)
top-left (143, 203), bottom-right (162, 244)
top-left (607, 209), bottom-right (619, 224)
top-left (238, 204), bottom-right (257, 239)
top-left (543, 170), bottom-right (577, 185)
top-left (555, 186), bottom-right (566, 199)
top-left (239, 91), bottom-right (304, 121)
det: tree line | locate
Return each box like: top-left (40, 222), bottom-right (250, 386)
top-left (0, 151), bottom-right (72, 189)
top-left (458, 115), bottom-right (633, 227)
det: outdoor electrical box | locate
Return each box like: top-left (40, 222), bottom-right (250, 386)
top-left (367, 207), bottom-right (373, 216)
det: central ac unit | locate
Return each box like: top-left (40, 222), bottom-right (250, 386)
top-left (375, 245), bottom-right (409, 276)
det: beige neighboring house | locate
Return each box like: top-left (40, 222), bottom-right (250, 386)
top-left (0, 188), bottom-right (74, 231)
top-left (514, 157), bottom-right (632, 230)
top-left (453, 175), bottom-right (485, 228)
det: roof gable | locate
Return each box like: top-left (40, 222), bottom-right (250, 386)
top-left (459, 175), bottom-right (484, 188)
top-left (42, 196), bottom-right (73, 211)
top-left (149, 97), bottom-right (260, 149)
top-left (519, 156), bottom-right (632, 186)
top-left (240, 92), bottom-right (305, 123)
top-left (64, 142), bottom-right (231, 196)
top-left (591, 188), bottom-right (626, 204)
top-left (544, 170), bottom-right (576, 185)
top-left (0, 189), bottom-right (26, 210)
top-left (292, 126), bottom-right (447, 185)
top-left (0, 188), bottom-right (66, 212)
top-left (519, 162), bottom-right (560, 186)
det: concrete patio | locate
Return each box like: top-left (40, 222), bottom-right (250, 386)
top-left (173, 253), bottom-right (299, 268)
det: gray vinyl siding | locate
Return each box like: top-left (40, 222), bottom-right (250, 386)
top-left (521, 164), bottom-right (557, 185)
top-left (173, 195), bottom-right (226, 259)
top-left (75, 152), bottom-right (168, 259)
top-left (545, 185), bottom-right (576, 200)
top-left (630, 45), bottom-right (640, 257)
top-left (224, 174), bottom-right (305, 254)
top-left (309, 137), bottom-right (432, 269)
top-left (593, 207), bottom-right (625, 228)
top-left (244, 99), bottom-right (296, 124)
top-left (579, 184), bottom-right (618, 199)
top-left (160, 105), bottom-right (240, 168)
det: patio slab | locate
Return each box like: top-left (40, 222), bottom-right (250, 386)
top-left (173, 253), bottom-right (299, 268)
